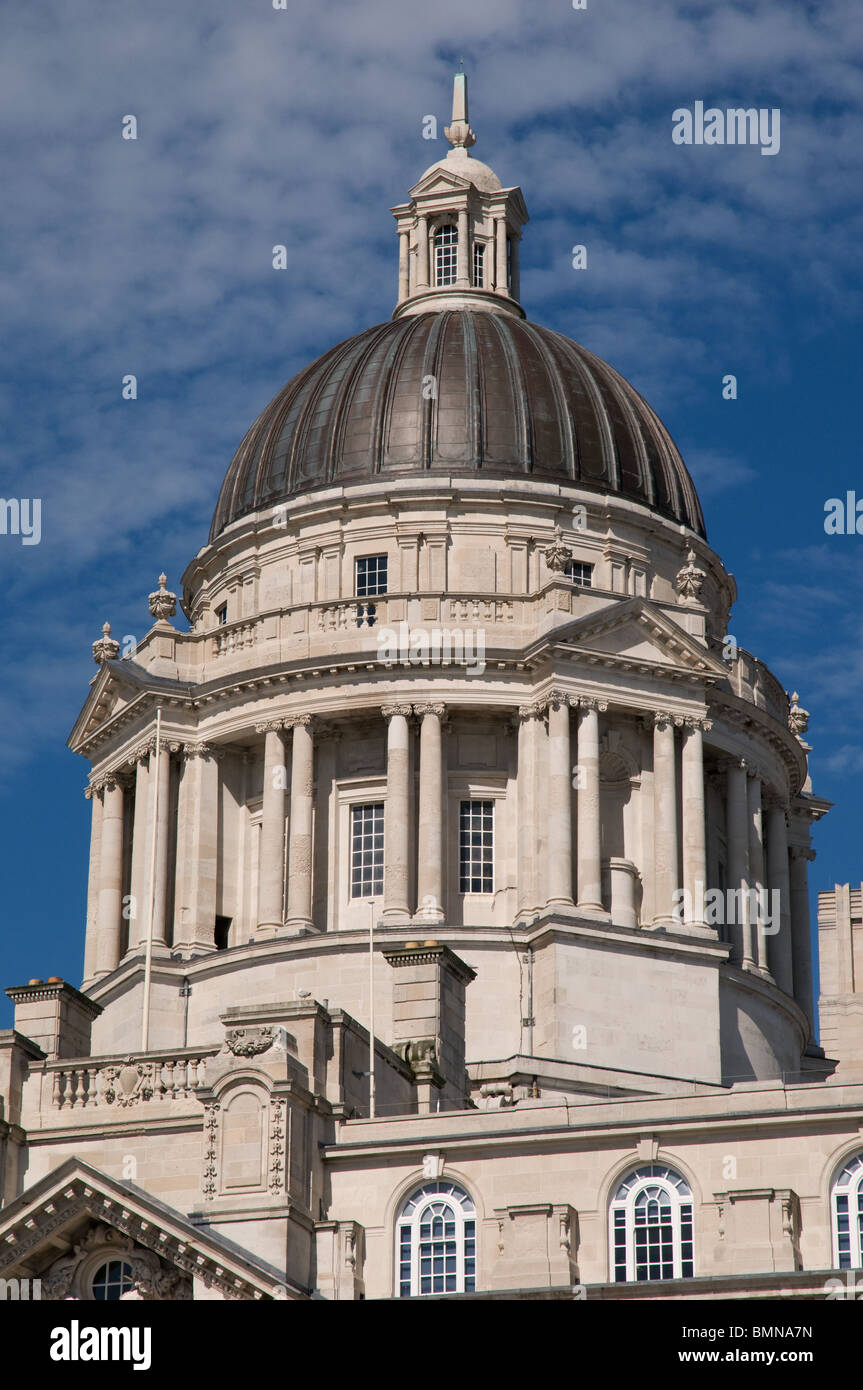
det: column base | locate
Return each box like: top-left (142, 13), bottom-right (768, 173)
top-left (170, 942), bottom-right (217, 961)
top-left (284, 917), bottom-right (318, 936)
top-left (121, 941), bottom-right (171, 965)
top-left (381, 909), bottom-right (413, 925)
top-left (254, 921), bottom-right (286, 940)
top-left (412, 908), bottom-right (445, 926)
top-left (576, 901), bottom-right (609, 920)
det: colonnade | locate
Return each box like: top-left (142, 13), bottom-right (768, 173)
top-left (82, 698), bottom-right (815, 1036)
top-left (399, 215), bottom-right (518, 299)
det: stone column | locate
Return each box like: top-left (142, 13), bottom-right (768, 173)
top-left (789, 845), bottom-right (816, 1038)
top-left (416, 215), bottom-right (429, 290)
top-left (398, 230), bottom-right (409, 302)
top-left (456, 207), bottom-right (470, 288)
top-left (766, 804), bottom-right (793, 996)
top-left (517, 705), bottom-right (541, 918)
top-left (510, 233), bottom-right (521, 302)
top-left (725, 759), bottom-right (752, 965)
top-left (748, 771), bottom-right (768, 973)
top-left (286, 715), bottom-right (315, 932)
top-left (150, 742), bottom-right (172, 948)
top-left (495, 217), bottom-right (508, 294)
top-left (681, 719), bottom-right (710, 930)
top-left (576, 699), bottom-right (605, 915)
top-left (652, 713), bottom-right (680, 927)
top-left (173, 744), bottom-right (220, 955)
top-left (256, 722), bottom-right (287, 934)
top-left (545, 693), bottom-right (574, 909)
top-left (382, 704), bottom-right (413, 921)
top-left (95, 776), bottom-right (125, 977)
top-left (82, 785), bottom-right (104, 983)
top-left (415, 704), bottom-right (445, 923)
top-left (128, 745), bottom-right (153, 950)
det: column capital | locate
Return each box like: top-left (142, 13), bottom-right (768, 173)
top-left (682, 716), bottom-right (712, 733)
top-left (284, 713), bottom-right (313, 731)
top-left (125, 738), bottom-right (156, 767)
top-left (92, 771), bottom-right (130, 793)
top-left (255, 719), bottom-right (286, 735)
top-left (84, 783), bottom-right (101, 800)
top-left (653, 710), bottom-right (685, 730)
top-left (414, 703), bottom-right (446, 718)
top-left (381, 703), bottom-right (413, 720)
top-left (182, 741), bottom-right (221, 760)
top-left (576, 696), bottom-right (608, 713)
top-left (541, 688), bottom-right (571, 712)
top-left (790, 845), bottom-right (816, 863)
top-left (517, 702), bottom-right (544, 721)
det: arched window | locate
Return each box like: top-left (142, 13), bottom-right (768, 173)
top-left (610, 1164), bottom-right (694, 1282)
top-left (434, 224), bottom-right (458, 287)
top-left (396, 1180), bottom-right (476, 1296)
top-left (91, 1259), bottom-right (135, 1301)
top-left (832, 1154), bottom-right (863, 1268)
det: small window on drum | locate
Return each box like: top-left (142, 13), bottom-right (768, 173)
top-left (215, 603), bottom-right (228, 626)
top-left (92, 1260), bottom-right (135, 1301)
top-left (459, 800), bottom-right (493, 894)
top-left (355, 554), bottom-right (387, 628)
top-left (473, 242), bottom-right (485, 288)
top-left (565, 561), bottom-right (593, 588)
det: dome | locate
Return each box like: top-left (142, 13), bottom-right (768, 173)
top-left (420, 147), bottom-right (502, 192)
top-left (210, 311), bottom-right (705, 541)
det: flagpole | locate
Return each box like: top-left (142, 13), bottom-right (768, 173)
top-left (140, 705), bottom-right (162, 1053)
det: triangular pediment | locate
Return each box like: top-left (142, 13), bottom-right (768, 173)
top-left (410, 166), bottom-right (473, 197)
top-left (0, 1158), bottom-right (295, 1300)
top-left (529, 596), bottom-right (728, 681)
top-left (68, 661), bottom-right (189, 754)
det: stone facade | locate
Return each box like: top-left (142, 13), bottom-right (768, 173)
top-left (1, 73), bottom-right (861, 1302)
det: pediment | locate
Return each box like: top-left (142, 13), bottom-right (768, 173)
top-left (67, 661), bottom-right (189, 755)
top-left (0, 1158), bottom-right (293, 1300)
top-left (534, 597), bottom-right (728, 681)
top-left (410, 167), bottom-right (473, 197)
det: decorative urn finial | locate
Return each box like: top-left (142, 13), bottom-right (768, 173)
top-left (444, 69), bottom-right (477, 150)
top-left (675, 547), bottom-right (706, 604)
top-left (92, 621), bottom-right (120, 666)
top-left (788, 691), bottom-right (810, 738)
top-left (149, 572), bottom-right (177, 623)
top-left (542, 525), bottom-right (573, 574)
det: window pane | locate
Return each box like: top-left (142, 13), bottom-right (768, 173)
top-left (459, 800), bottom-right (494, 893)
top-left (350, 803), bottom-right (384, 898)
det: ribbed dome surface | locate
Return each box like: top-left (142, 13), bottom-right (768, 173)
top-left (210, 312), bottom-right (705, 541)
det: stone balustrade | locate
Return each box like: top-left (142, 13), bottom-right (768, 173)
top-left (47, 1047), bottom-right (220, 1110)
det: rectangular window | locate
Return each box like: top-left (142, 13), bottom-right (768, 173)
top-left (350, 803), bottom-right (384, 898)
top-left (459, 800), bottom-right (494, 894)
top-left (355, 555), bottom-right (388, 597)
top-left (473, 242), bottom-right (485, 288)
top-left (565, 561), bottom-right (593, 588)
top-left (434, 224), bottom-right (458, 287)
top-left (215, 603), bottom-right (228, 625)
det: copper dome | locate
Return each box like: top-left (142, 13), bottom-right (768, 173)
top-left (210, 311), bottom-right (705, 542)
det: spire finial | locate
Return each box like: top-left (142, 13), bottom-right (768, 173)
top-left (445, 67), bottom-right (476, 150)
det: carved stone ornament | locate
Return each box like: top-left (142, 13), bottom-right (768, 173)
top-left (542, 526), bottom-right (573, 574)
top-left (225, 1025), bottom-right (274, 1057)
top-left (788, 691), bottom-right (810, 737)
top-left (92, 620), bottom-right (120, 666)
top-left (675, 548), bottom-right (706, 604)
top-left (42, 1224), bottom-right (192, 1302)
top-left (102, 1059), bottom-right (155, 1107)
top-left (148, 572), bottom-right (177, 622)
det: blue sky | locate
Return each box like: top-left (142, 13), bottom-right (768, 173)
top-left (1, 0), bottom-right (861, 1029)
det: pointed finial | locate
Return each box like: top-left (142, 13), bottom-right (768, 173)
top-left (458, 55), bottom-right (465, 73)
top-left (445, 67), bottom-right (476, 150)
